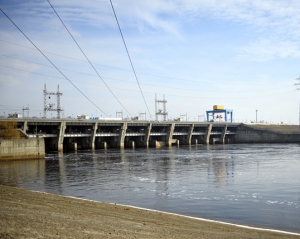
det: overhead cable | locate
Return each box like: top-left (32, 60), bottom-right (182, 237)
top-left (0, 39), bottom-right (288, 86)
top-left (46, 0), bottom-right (132, 117)
top-left (0, 61), bottom-right (292, 94)
top-left (0, 64), bottom-right (293, 99)
top-left (109, 0), bottom-right (153, 120)
top-left (0, 8), bottom-right (109, 117)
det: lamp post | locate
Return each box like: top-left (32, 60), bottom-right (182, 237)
top-left (295, 76), bottom-right (300, 131)
top-left (256, 109), bottom-right (258, 123)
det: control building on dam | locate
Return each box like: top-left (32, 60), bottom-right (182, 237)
top-left (2, 119), bottom-right (300, 153)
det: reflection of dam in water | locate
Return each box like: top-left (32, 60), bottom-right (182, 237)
top-left (0, 159), bottom-right (45, 188)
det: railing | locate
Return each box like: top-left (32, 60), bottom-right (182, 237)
top-left (150, 132), bottom-right (168, 136)
top-left (96, 133), bottom-right (119, 137)
top-left (64, 133), bottom-right (91, 137)
top-left (210, 132), bottom-right (222, 135)
top-left (173, 132), bottom-right (188, 135)
top-left (125, 133), bottom-right (145, 136)
top-left (25, 130), bottom-right (236, 138)
top-left (27, 134), bottom-right (57, 138)
top-left (191, 132), bottom-right (206, 135)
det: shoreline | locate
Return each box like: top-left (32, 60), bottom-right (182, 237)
top-left (1, 185), bottom-right (299, 238)
top-left (68, 196), bottom-right (300, 236)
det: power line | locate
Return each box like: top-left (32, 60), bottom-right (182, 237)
top-left (109, 0), bottom-right (153, 120)
top-left (0, 39), bottom-right (136, 73)
top-left (0, 39), bottom-right (290, 87)
top-left (46, 0), bottom-right (131, 117)
top-left (0, 54), bottom-right (80, 74)
top-left (0, 64), bottom-right (291, 99)
top-left (0, 103), bottom-right (44, 112)
top-left (0, 8), bottom-right (109, 117)
top-left (0, 64), bottom-right (64, 80)
top-left (0, 61), bottom-right (293, 94)
top-left (0, 62), bottom-right (294, 100)
top-left (0, 62), bottom-right (294, 98)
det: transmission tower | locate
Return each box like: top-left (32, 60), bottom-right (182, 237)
top-left (43, 84), bottom-right (63, 119)
top-left (155, 94), bottom-right (168, 121)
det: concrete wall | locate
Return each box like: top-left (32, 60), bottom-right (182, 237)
top-left (152, 140), bottom-right (166, 148)
top-left (235, 124), bottom-right (300, 143)
top-left (0, 138), bottom-right (45, 160)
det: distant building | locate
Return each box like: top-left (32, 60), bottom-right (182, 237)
top-left (77, 115), bottom-right (89, 119)
top-left (8, 113), bottom-right (22, 118)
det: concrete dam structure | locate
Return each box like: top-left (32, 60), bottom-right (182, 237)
top-left (0, 138), bottom-right (45, 160)
top-left (235, 124), bottom-right (300, 143)
top-left (1, 119), bottom-right (299, 153)
top-left (0, 120), bottom-right (45, 160)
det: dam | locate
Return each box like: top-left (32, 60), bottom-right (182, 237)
top-left (1, 119), bottom-right (299, 153)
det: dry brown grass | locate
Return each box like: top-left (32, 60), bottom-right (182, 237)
top-left (0, 121), bottom-right (21, 138)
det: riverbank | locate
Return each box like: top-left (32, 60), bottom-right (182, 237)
top-left (0, 185), bottom-right (299, 238)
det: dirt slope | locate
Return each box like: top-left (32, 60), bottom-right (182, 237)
top-left (0, 185), bottom-right (299, 239)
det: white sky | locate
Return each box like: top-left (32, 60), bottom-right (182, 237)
top-left (0, 0), bottom-right (300, 123)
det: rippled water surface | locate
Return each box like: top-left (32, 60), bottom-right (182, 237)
top-left (1, 144), bottom-right (300, 232)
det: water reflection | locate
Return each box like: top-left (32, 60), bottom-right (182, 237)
top-left (0, 159), bottom-right (45, 188)
top-left (154, 157), bottom-right (172, 206)
top-left (0, 144), bottom-right (299, 232)
top-left (45, 157), bottom-right (62, 194)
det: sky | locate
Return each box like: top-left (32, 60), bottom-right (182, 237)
top-left (0, 0), bottom-right (300, 124)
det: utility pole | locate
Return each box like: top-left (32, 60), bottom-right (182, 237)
top-left (256, 109), bottom-right (258, 123)
top-left (198, 114), bottom-right (204, 122)
top-left (22, 105), bottom-right (30, 118)
top-left (139, 112), bottom-right (146, 120)
top-left (181, 113), bottom-right (187, 121)
top-left (295, 76), bottom-right (300, 131)
top-left (116, 110), bottom-right (123, 119)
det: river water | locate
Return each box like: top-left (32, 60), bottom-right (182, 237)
top-left (0, 144), bottom-right (299, 232)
